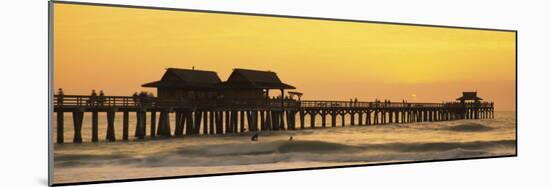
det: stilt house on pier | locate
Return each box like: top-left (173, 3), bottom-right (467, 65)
top-left (142, 68), bottom-right (296, 106)
top-left (142, 68), bottom-right (222, 102)
top-left (219, 68), bottom-right (296, 102)
top-left (456, 92), bottom-right (483, 104)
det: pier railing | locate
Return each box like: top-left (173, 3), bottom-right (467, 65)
top-left (53, 95), bottom-right (301, 109)
top-left (54, 95), bottom-right (493, 110)
top-left (299, 100), bottom-right (493, 109)
top-left (55, 95), bottom-right (138, 108)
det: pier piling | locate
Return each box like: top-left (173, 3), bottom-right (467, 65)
top-left (72, 110), bottom-right (84, 143)
top-left (106, 109), bottom-right (116, 141)
top-left (123, 111), bottom-right (129, 140)
top-left (150, 111), bottom-right (157, 138)
top-left (56, 111), bottom-right (64, 144)
top-left (91, 111), bottom-right (98, 142)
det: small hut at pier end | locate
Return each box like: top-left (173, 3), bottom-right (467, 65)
top-left (219, 68), bottom-right (296, 105)
top-left (142, 68), bottom-right (222, 103)
top-left (456, 91), bottom-right (483, 104)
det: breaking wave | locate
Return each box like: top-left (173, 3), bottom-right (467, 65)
top-left (444, 123), bottom-right (494, 132)
top-left (55, 139), bottom-right (515, 168)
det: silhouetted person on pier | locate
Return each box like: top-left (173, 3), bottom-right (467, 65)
top-left (138, 91), bottom-right (151, 106)
top-left (98, 90), bottom-right (105, 106)
top-left (90, 90), bottom-right (97, 106)
top-left (132, 92), bottom-right (139, 105)
top-left (57, 88), bottom-right (64, 106)
top-left (289, 136), bottom-right (293, 141)
top-left (251, 132), bottom-right (259, 141)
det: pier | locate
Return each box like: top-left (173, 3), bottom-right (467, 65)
top-left (53, 68), bottom-right (494, 143)
top-left (53, 94), bottom-right (494, 144)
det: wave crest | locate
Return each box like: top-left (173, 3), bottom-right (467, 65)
top-left (55, 139), bottom-right (515, 168)
top-left (444, 123), bottom-right (494, 132)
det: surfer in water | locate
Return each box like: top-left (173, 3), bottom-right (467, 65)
top-left (289, 136), bottom-right (293, 141)
top-left (251, 133), bottom-right (259, 141)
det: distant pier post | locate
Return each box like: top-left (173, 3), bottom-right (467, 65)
top-left (135, 110), bottom-right (146, 139)
top-left (150, 111), bottom-right (157, 138)
top-left (91, 111), bottom-right (98, 142)
top-left (321, 111), bottom-right (327, 128)
top-left (260, 110), bottom-right (266, 131)
top-left (56, 111), bottom-right (64, 144)
top-left (106, 109), bottom-right (116, 141)
top-left (279, 111), bottom-right (286, 130)
top-left (216, 111), bottom-right (223, 134)
top-left (373, 110), bottom-right (378, 125)
top-left (350, 111), bottom-right (355, 126)
top-left (272, 111), bottom-right (280, 130)
top-left (341, 112), bottom-right (346, 127)
top-left (299, 110), bottom-right (305, 129)
top-left (310, 112), bottom-right (316, 128)
top-left (174, 111), bottom-right (183, 136)
top-left (122, 111), bottom-right (129, 140)
top-left (72, 109), bottom-right (84, 143)
top-left (209, 111), bottom-right (215, 134)
top-left (331, 111), bottom-right (337, 127)
top-left (358, 111), bottom-right (363, 126)
top-left (158, 110), bottom-right (172, 137)
top-left (230, 111), bottom-right (237, 133)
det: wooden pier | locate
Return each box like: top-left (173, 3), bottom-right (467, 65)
top-left (53, 94), bottom-right (494, 144)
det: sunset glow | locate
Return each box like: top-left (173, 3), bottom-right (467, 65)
top-left (53, 3), bottom-right (515, 110)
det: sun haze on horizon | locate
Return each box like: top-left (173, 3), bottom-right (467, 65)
top-left (53, 3), bottom-right (516, 111)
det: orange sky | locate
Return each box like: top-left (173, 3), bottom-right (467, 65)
top-left (53, 3), bottom-right (516, 111)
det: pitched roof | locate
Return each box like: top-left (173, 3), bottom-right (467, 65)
top-left (142, 68), bottom-right (221, 90)
top-left (221, 68), bottom-right (296, 89)
top-left (456, 92), bottom-right (483, 101)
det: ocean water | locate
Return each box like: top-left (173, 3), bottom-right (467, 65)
top-left (53, 111), bottom-right (516, 184)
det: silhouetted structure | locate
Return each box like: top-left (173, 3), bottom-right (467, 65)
top-left (141, 68), bottom-right (296, 109)
top-left (455, 91), bottom-right (490, 119)
top-left (288, 91), bottom-right (303, 101)
top-left (53, 68), bottom-right (495, 144)
top-left (457, 92), bottom-right (483, 103)
top-left (142, 68), bottom-right (221, 102)
top-left (220, 68), bottom-right (295, 102)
